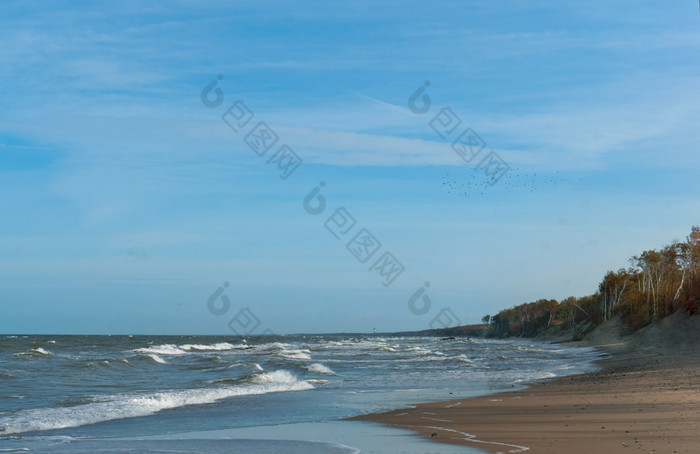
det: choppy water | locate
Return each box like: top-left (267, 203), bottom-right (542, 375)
top-left (0, 335), bottom-right (602, 453)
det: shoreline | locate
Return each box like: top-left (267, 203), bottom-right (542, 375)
top-left (351, 311), bottom-right (700, 453)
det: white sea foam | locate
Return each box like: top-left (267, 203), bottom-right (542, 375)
top-left (258, 342), bottom-right (293, 350)
top-left (514, 371), bottom-right (557, 383)
top-left (417, 425), bottom-right (529, 453)
top-left (14, 348), bottom-right (52, 357)
top-left (276, 349), bottom-right (312, 360)
top-left (307, 363), bottom-right (336, 375)
top-left (0, 370), bottom-right (313, 435)
top-left (144, 354), bottom-right (167, 364)
top-left (407, 346), bottom-right (432, 354)
top-left (132, 342), bottom-right (244, 356)
top-left (179, 342), bottom-right (239, 351)
top-left (257, 342), bottom-right (314, 360)
top-left (132, 344), bottom-right (185, 356)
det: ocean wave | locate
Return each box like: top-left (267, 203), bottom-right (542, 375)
top-left (132, 344), bottom-right (184, 356)
top-left (208, 377), bottom-right (245, 385)
top-left (406, 346), bottom-right (432, 354)
top-left (0, 370), bottom-right (313, 435)
top-left (256, 342), bottom-right (293, 351)
top-left (179, 342), bottom-right (241, 352)
top-left (14, 348), bottom-right (52, 358)
top-left (132, 342), bottom-right (246, 357)
top-left (321, 340), bottom-right (344, 346)
top-left (515, 345), bottom-right (552, 353)
top-left (139, 354), bottom-right (167, 364)
top-left (276, 349), bottom-right (311, 360)
top-left (254, 342), bottom-right (314, 360)
top-left (307, 363), bottom-right (336, 375)
top-left (513, 371), bottom-right (557, 384)
top-left (73, 359), bottom-right (131, 370)
top-left (418, 354), bottom-right (459, 362)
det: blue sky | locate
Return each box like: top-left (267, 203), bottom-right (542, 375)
top-left (1, 1), bottom-right (699, 334)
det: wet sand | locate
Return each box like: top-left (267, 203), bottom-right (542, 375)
top-left (352, 311), bottom-right (700, 453)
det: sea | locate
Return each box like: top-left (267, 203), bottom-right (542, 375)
top-left (0, 334), bottom-right (603, 453)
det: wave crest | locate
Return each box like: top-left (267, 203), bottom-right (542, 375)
top-left (307, 363), bottom-right (336, 375)
top-left (132, 342), bottom-right (244, 356)
top-left (0, 370), bottom-right (313, 435)
top-left (14, 348), bottom-right (52, 358)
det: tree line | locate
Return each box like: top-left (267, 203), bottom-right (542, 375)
top-left (483, 226), bottom-right (700, 339)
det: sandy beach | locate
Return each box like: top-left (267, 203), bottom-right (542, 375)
top-left (353, 311), bottom-right (700, 453)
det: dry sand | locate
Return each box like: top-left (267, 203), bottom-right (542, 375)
top-left (352, 311), bottom-right (700, 453)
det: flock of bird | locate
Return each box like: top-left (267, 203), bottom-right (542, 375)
top-left (440, 169), bottom-right (563, 198)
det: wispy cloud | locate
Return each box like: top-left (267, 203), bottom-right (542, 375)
top-left (2, 0), bottom-right (699, 332)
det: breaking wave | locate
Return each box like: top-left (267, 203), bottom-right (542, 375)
top-left (14, 348), bottom-right (52, 358)
top-left (0, 370), bottom-right (313, 435)
top-left (307, 363), bottom-right (336, 375)
top-left (131, 342), bottom-right (244, 356)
